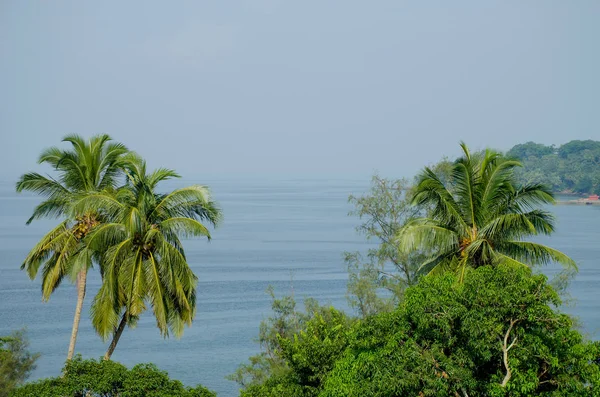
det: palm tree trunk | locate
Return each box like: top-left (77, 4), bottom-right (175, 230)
top-left (66, 267), bottom-right (87, 361)
top-left (104, 313), bottom-right (127, 360)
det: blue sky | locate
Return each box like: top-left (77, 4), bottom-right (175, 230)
top-left (1, 1), bottom-right (599, 180)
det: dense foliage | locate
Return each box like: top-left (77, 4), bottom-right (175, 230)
top-left (239, 306), bottom-right (353, 397)
top-left (321, 266), bottom-right (600, 396)
top-left (507, 140), bottom-right (600, 194)
top-left (398, 143), bottom-right (575, 280)
top-left (232, 267), bottom-right (600, 397)
top-left (0, 330), bottom-right (39, 397)
top-left (228, 287), bottom-right (355, 395)
top-left (10, 357), bottom-right (216, 397)
top-left (227, 287), bottom-right (314, 388)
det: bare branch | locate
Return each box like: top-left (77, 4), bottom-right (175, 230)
top-left (377, 270), bottom-right (402, 281)
top-left (501, 319), bottom-right (518, 387)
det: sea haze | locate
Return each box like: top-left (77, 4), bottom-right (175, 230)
top-left (0, 179), bottom-right (599, 396)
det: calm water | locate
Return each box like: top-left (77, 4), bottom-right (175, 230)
top-left (1, 179), bottom-right (599, 396)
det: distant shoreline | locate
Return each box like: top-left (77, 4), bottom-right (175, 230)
top-left (556, 200), bottom-right (600, 206)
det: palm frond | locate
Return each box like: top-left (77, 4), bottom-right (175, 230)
top-left (157, 237), bottom-right (197, 304)
top-left (160, 217), bottom-right (211, 240)
top-left (492, 253), bottom-right (531, 269)
top-left (496, 241), bottom-right (577, 270)
top-left (25, 197), bottom-right (71, 224)
top-left (55, 151), bottom-right (88, 191)
top-left (38, 147), bottom-right (66, 168)
top-left (21, 221), bottom-right (70, 278)
top-left (40, 232), bottom-right (78, 301)
top-left (453, 156), bottom-right (480, 229)
top-left (146, 252), bottom-right (170, 336)
top-left (97, 142), bottom-right (129, 189)
top-left (463, 238), bottom-right (495, 265)
top-left (479, 213), bottom-right (537, 240)
top-left (15, 173), bottom-right (70, 197)
top-left (91, 283), bottom-right (121, 341)
top-left (502, 183), bottom-right (555, 214)
top-left (69, 246), bottom-right (93, 282)
top-left (480, 211), bottom-right (555, 242)
top-left (480, 157), bottom-right (521, 215)
top-left (396, 219), bottom-right (458, 256)
top-left (152, 185), bottom-right (214, 220)
top-left (146, 168), bottom-right (180, 189)
top-left (69, 192), bottom-right (124, 220)
top-left (417, 253), bottom-right (457, 277)
top-left (412, 168), bottom-right (469, 235)
top-left (84, 223), bottom-right (127, 253)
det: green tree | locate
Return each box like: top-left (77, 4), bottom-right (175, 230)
top-left (11, 357), bottom-right (216, 397)
top-left (397, 142), bottom-right (576, 281)
top-left (240, 307), bottom-right (353, 397)
top-left (344, 176), bottom-right (423, 318)
top-left (507, 142), bottom-right (554, 159)
top-left (228, 286), bottom-right (329, 389)
top-left (0, 330), bottom-right (39, 397)
top-left (321, 265), bottom-right (600, 397)
top-left (575, 175), bottom-right (594, 194)
top-left (558, 139), bottom-right (600, 159)
top-left (74, 155), bottom-right (221, 360)
top-left (15, 134), bottom-right (129, 361)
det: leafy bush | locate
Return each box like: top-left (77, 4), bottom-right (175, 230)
top-left (11, 357), bottom-right (216, 397)
top-left (239, 307), bottom-right (353, 397)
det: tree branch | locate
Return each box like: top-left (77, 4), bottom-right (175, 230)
top-left (501, 319), bottom-right (518, 387)
top-left (377, 270), bottom-right (402, 281)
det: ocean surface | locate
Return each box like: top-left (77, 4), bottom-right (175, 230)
top-left (1, 179), bottom-right (599, 396)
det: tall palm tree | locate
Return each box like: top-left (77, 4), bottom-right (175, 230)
top-left (16, 134), bottom-right (129, 360)
top-left (74, 155), bottom-right (221, 360)
top-left (397, 142), bottom-right (576, 282)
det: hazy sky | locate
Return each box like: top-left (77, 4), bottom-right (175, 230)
top-left (1, 1), bottom-right (599, 181)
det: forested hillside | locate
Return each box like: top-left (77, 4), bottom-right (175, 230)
top-left (507, 140), bottom-right (600, 195)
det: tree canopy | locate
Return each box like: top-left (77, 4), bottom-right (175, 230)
top-left (10, 357), bottom-right (216, 397)
top-left (233, 267), bottom-right (600, 397)
top-left (323, 265), bottom-right (600, 396)
top-left (238, 305), bottom-right (353, 397)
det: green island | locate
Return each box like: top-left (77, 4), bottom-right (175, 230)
top-left (507, 140), bottom-right (600, 196)
top-left (3, 137), bottom-right (600, 397)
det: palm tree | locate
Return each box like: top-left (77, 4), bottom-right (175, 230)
top-left (74, 155), bottom-right (221, 360)
top-left (16, 134), bottom-right (129, 360)
top-left (397, 142), bottom-right (576, 282)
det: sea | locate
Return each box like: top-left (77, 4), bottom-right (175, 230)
top-left (1, 179), bottom-right (599, 396)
